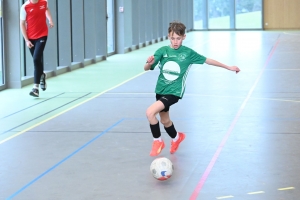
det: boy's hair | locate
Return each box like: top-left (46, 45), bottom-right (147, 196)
top-left (168, 21), bottom-right (186, 36)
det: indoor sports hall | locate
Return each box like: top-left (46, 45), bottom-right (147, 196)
top-left (1, 1), bottom-right (300, 200)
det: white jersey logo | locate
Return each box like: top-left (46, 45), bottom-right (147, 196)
top-left (162, 61), bottom-right (180, 81)
top-left (178, 53), bottom-right (187, 62)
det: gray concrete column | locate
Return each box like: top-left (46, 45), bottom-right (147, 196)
top-left (3, 1), bottom-right (22, 88)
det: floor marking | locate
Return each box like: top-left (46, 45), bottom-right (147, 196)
top-left (0, 71), bottom-right (146, 145)
top-left (5, 119), bottom-right (124, 200)
top-left (247, 191), bottom-right (265, 195)
top-left (278, 187), bottom-right (295, 191)
top-left (265, 69), bottom-right (300, 70)
top-left (0, 92), bottom-right (65, 119)
top-left (105, 92), bottom-right (300, 104)
top-left (216, 186), bottom-right (296, 199)
top-left (189, 38), bottom-right (280, 200)
top-left (283, 32), bottom-right (300, 36)
top-left (216, 195), bottom-right (234, 199)
top-left (0, 93), bottom-right (91, 135)
top-left (266, 68), bottom-right (300, 71)
top-left (247, 191), bottom-right (265, 194)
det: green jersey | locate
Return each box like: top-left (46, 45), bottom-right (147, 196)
top-left (150, 45), bottom-right (206, 98)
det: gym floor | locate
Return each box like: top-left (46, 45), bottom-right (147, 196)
top-left (1, 30), bottom-right (300, 200)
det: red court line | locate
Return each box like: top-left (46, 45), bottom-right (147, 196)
top-left (189, 38), bottom-right (280, 200)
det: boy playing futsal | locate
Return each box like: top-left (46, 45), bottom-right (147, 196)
top-left (144, 21), bottom-right (240, 156)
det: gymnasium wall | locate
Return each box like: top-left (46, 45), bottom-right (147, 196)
top-left (3, 0), bottom-right (193, 89)
top-left (115, 0), bottom-right (193, 54)
top-left (264, 0), bottom-right (300, 29)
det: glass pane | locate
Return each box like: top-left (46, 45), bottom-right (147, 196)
top-left (0, 2), bottom-right (2, 85)
top-left (208, 0), bottom-right (233, 29)
top-left (194, 0), bottom-right (207, 30)
top-left (236, 0), bottom-right (262, 29)
top-left (107, 0), bottom-right (114, 54)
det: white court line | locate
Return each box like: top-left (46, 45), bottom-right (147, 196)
top-left (106, 92), bottom-right (300, 103)
top-left (283, 32), bottom-right (300, 36)
top-left (265, 69), bottom-right (300, 70)
top-left (216, 195), bottom-right (234, 199)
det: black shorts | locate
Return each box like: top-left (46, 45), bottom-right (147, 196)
top-left (156, 94), bottom-right (180, 112)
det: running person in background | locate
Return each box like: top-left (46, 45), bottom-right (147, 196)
top-left (20, 0), bottom-right (54, 97)
top-left (144, 21), bottom-right (240, 156)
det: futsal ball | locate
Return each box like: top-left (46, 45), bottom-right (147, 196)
top-left (150, 157), bottom-right (174, 181)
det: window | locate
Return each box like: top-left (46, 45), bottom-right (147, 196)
top-left (0, 0), bottom-right (3, 85)
top-left (193, 0), bottom-right (262, 30)
top-left (208, 0), bottom-right (234, 29)
top-left (236, 0), bottom-right (262, 29)
top-left (194, 0), bottom-right (207, 29)
top-left (107, 0), bottom-right (115, 54)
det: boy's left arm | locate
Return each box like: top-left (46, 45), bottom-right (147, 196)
top-left (205, 58), bottom-right (240, 74)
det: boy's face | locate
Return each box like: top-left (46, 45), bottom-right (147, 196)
top-left (168, 32), bottom-right (186, 49)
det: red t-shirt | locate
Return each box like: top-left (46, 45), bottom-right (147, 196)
top-left (20, 0), bottom-right (48, 39)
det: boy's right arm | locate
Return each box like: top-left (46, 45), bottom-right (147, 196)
top-left (144, 55), bottom-right (155, 71)
top-left (20, 20), bottom-right (34, 48)
top-left (144, 47), bottom-right (164, 71)
top-left (46, 8), bottom-right (54, 28)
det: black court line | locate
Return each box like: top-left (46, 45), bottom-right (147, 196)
top-left (1, 93), bottom-right (65, 119)
top-left (277, 33), bottom-right (281, 40)
top-left (0, 92), bottom-right (91, 135)
top-left (267, 34), bottom-right (281, 56)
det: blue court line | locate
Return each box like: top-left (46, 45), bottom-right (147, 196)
top-left (6, 118), bottom-right (124, 200)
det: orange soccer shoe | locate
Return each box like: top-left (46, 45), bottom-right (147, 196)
top-left (150, 140), bottom-right (165, 156)
top-left (170, 132), bottom-right (185, 154)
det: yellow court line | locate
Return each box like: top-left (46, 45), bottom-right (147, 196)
top-left (0, 71), bottom-right (147, 145)
top-left (278, 187), bottom-right (295, 191)
top-left (247, 191), bottom-right (265, 195)
top-left (216, 195), bottom-right (234, 199)
top-left (216, 186), bottom-right (295, 199)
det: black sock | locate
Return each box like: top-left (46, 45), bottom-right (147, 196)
top-left (164, 123), bottom-right (177, 139)
top-left (150, 122), bottom-right (161, 138)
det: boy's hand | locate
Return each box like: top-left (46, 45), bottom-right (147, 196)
top-left (49, 21), bottom-right (54, 28)
top-left (26, 40), bottom-right (34, 48)
top-left (229, 66), bottom-right (240, 74)
top-left (146, 55), bottom-right (155, 65)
